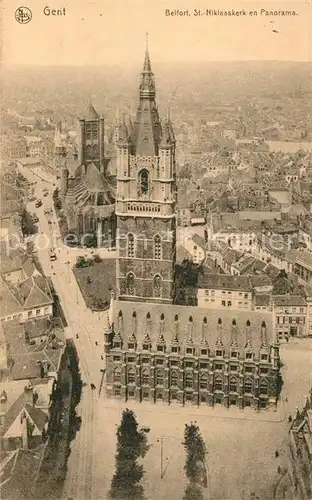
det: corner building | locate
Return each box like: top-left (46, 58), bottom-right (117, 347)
top-left (105, 43), bottom-right (281, 410)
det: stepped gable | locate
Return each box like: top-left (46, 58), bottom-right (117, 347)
top-left (112, 300), bottom-right (274, 354)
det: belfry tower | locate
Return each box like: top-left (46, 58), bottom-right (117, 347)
top-left (116, 35), bottom-right (177, 304)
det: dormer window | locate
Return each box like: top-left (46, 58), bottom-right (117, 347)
top-left (230, 351), bottom-right (238, 358)
top-left (114, 341), bottom-right (121, 349)
top-left (128, 342), bottom-right (135, 350)
top-left (216, 350), bottom-right (223, 357)
top-left (171, 346), bottom-right (179, 353)
top-left (186, 347), bottom-right (194, 355)
top-left (157, 345), bottom-right (165, 352)
top-left (142, 343), bottom-right (150, 351)
top-left (261, 354), bottom-right (268, 361)
top-left (245, 352), bottom-right (253, 360)
top-left (201, 349), bottom-right (208, 356)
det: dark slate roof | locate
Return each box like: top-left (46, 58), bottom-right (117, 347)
top-left (273, 295), bottom-right (307, 307)
top-left (111, 299), bottom-right (274, 353)
top-left (25, 404), bottom-right (48, 432)
top-left (198, 273), bottom-right (251, 292)
top-left (255, 294), bottom-right (271, 307)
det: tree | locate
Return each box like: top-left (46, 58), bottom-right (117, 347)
top-left (183, 423), bottom-right (206, 500)
top-left (110, 409), bottom-right (150, 500)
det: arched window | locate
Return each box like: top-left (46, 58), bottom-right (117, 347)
top-left (126, 273), bottom-right (135, 296)
top-left (127, 369), bottom-right (135, 384)
top-left (127, 233), bottom-right (135, 258)
top-left (214, 375), bottom-right (223, 391)
top-left (156, 370), bottom-right (164, 386)
top-left (154, 234), bottom-right (162, 260)
top-left (199, 374), bottom-right (208, 390)
top-left (244, 378), bottom-right (253, 394)
top-left (114, 368), bottom-right (121, 383)
top-left (229, 377), bottom-right (238, 393)
top-left (259, 380), bottom-right (268, 395)
top-left (142, 370), bottom-right (150, 385)
top-left (185, 372), bottom-right (193, 388)
top-left (153, 275), bottom-right (162, 297)
top-left (139, 169), bottom-right (149, 195)
top-left (171, 370), bottom-right (179, 387)
top-left (86, 144), bottom-right (92, 159)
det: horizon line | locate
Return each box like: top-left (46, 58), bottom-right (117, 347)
top-left (2, 59), bottom-right (310, 68)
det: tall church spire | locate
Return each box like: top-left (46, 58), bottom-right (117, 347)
top-left (139, 32), bottom-right (155, 100)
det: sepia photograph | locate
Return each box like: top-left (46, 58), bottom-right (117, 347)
top-left (0, 0), bottom-right (311, 499)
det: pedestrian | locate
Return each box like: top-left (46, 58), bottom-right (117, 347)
top-left (275, 450), bottom-right (279, 458)
top-left (95, 341), bottom-right (98, 346)
top-left (101, 355), bottom-right (103, 360)
top-left (285, 397), bottom-right (288, 403)
top-left (288, 415), bottom-right (292, 423)
top-left (76, 334), bottom-right (79, 339)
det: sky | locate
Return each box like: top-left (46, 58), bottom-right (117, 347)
top-left (2, 0), bottom-right (311, 65)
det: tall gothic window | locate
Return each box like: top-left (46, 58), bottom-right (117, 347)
top-left (185, 373), bottom-right (193, 388)
top-left (171, 370), bottom-right (179, 387)
top-left (127, 233), bottom-right (135, 258)
top-left (114, 368), bottom-right (121, 383)
top-left (139, 169), bottom-right (149, 195)
top-left (127, 369), bottom-right (135, 384)
top-left (259, 380), bottom-right (268, 395)
top-left (153, 275), bottom-right (162, 297)
top-left (92, 144), bottom-right (99, 157)
top-left (154, 234), bottom-right (162, 260)
top-left (244, 378), bottom-right (253, 394)
top-left (229, 377), bottom-right (238, 393)
top-left (126, 273), bottom-right (135, 296)
top-left (214, 375), bottom-right (223, 392)
top-left (200, 374), bottom-right (208, 390)
top-left (142, 370), bottom-right (150, 386)
top-left (156, 369), bottom-right (164, 386)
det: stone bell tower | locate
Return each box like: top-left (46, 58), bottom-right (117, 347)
top-left (115, 35), bottom-right (177, 304)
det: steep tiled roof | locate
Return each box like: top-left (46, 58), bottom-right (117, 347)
top-left (273, 295), bottom-right (307, 307)
top-left (0, 275), bottom-right (23, 316)
top-left (25, 404), bottom-right (48, 432)
top-left (255, 294), bottom-right (271, 307)
top-left (198, 273), bottom-right (251, 291)
top-left (112, 300), bottom-right (274, 353)
top-left (18, 276), bottom-right (52, 309)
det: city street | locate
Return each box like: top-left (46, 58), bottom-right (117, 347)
top-left (19, 164), bottom-right (109, 500)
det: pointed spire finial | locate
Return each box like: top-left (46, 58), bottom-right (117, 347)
top-left (143, 32), bottom-right (152, 73)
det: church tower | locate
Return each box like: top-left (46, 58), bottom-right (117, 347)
top-left (116, 36), bottom-right (177, 304)
top-left (77, 102), bottom-right (105, 174)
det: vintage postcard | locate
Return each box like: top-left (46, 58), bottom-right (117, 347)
top-left (0, 0), bottom-right (311, 499)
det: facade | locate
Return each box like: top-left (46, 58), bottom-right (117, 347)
top-left (60, 103), bottom-right (116, 246)
top-left (197, 274), bottom-right (253, 310)
top-left (289, 391), bottom-right (312, 499)
top-left (273, 295), bottom-right (308, 341)
top-left (105, 301), bottom-right (280, 410)
top-left (105, 41), bottom-right (281, 411)
top-left (115, 41), bottom-right (176, 303)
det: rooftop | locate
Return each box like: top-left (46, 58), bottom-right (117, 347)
top-left (273, 295), bottom-right (307, 307)
top-left (111, 299), bottom-right (274, 354)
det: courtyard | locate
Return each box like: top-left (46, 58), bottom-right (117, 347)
top-left (86, 339), bottom-right (312, 500)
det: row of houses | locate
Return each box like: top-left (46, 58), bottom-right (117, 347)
top-left (0, 246), bottom-right (66, 454)
top-left (177, 229), bottom-right (312, 341)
